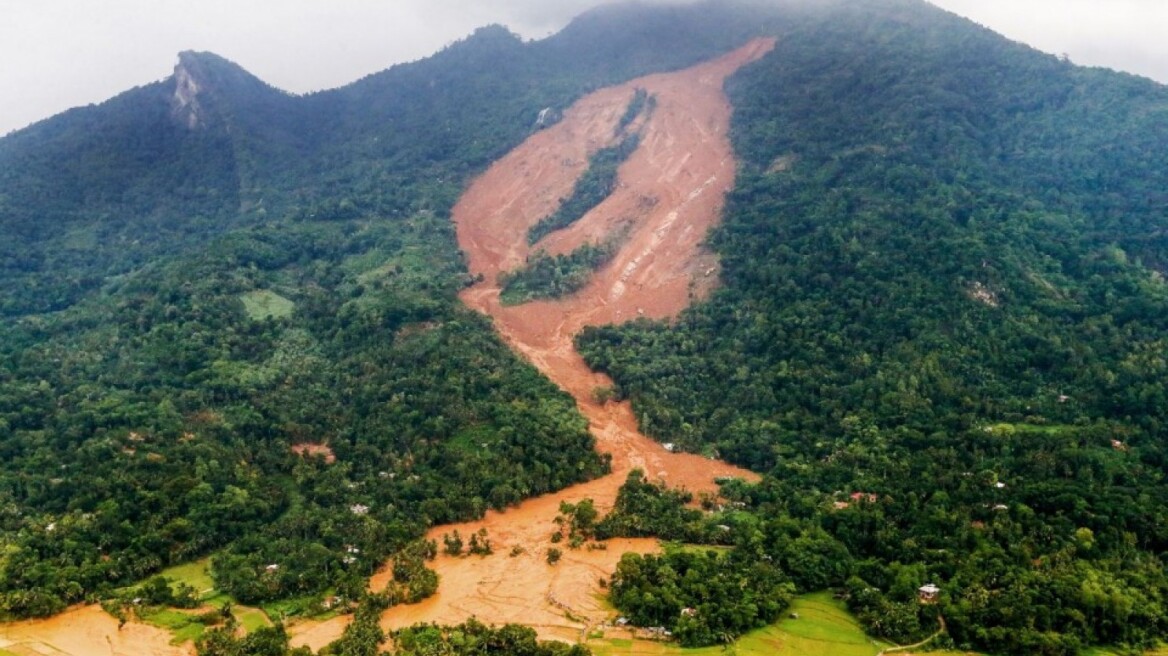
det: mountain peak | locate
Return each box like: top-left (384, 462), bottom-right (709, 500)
top-left (172, 52), bottom-right (211, 128)
top-left (170, 51), bottom-right (273, 129)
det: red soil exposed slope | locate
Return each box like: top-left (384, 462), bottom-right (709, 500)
top-left (298, 37), bottom-right (775, 649)
top-left (458, 37), bottom-right (774, 490)
top-left (293, 39), bottom-right (774, 650)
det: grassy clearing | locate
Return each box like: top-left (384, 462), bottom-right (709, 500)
top-left (235, 606), bottom-right (272, 633)
top-left (159, 558), bottom-right (217, 600)
top-left (760, 592), bottom-right (885, 656)
top-left (982, 422), bottom-right (1074, 437)
top-left (139, 604), bottom-right (270, 646)
top-left (352, 246), bottom-right (436, 285)
top-left (345, 249), bottom-right (392, 279)
top-left (900, 650), bottom-right (1168, 656)
top-left (131, 559), bottom-right (276, 645)
top-left (447, 426), bottom-right (496, 454)
top-left (139, 607), bottom-right (211, 645)
top-left (897, 652), bottom-right (988, 656)
top-left (240, 289), bottom-right (295, 320)
top-left (589, 592), bottom-right (887, 656)
top-left (261, 593), bottom-right (330, 621)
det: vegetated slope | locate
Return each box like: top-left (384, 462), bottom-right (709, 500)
top-left (578, 3), bottom-right (1168, 655)
top-left (0, 44), bottom-right (770, 640)
top-left (0, 2), bottom-right (770, 319)
top-left (6, 0), bottom-right (1166, 655)
top-left (288, 37), bottom-right (771, 653)
top-left (0, 2), bottom-right (804, 646)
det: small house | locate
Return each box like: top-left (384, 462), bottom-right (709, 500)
top-left (918, 583), bottom-right (940, 604)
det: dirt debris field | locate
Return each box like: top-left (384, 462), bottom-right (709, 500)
top-left (291, 37), bottom-right (775, 652)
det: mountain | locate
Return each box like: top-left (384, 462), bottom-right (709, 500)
top-left (579, 2), bottom-right (1168, 653)
top-left (0, 6), bottom-right (763, 318)
top-left (1, 1), bottom-right (1168, 655)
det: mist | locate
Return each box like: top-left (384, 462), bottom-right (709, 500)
top-left (1, 0), bottom-right (1165, 136)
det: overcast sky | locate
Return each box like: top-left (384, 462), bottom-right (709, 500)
top-left (1, 0), bottom-right (1166, 136)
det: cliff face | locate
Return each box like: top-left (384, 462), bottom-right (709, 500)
top-left (167, 50), bottom-right (291, 131)
top-left (171, 58), bottom-right (205, 129)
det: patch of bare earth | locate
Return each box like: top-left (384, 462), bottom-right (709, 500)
top-left (289, 38), bottom-right (774, 651)
top-left (291, 442), bottom-right (337, 464)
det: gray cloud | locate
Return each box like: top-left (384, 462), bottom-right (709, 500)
top-left (930, 0), bottom-right (1168, 79)
top-left (1, 0), bottom-right (1165, 136)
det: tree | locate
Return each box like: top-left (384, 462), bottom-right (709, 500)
top-left (443, 531), bottom-right (464, 556)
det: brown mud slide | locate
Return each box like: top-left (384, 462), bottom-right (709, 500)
top-left (0, 37), bottom-right (774, 656)
top-left (291, 37), bottom-right (775, 650)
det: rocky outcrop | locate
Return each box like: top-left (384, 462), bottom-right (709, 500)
top-left (171, 55), bottom-right (205, 129)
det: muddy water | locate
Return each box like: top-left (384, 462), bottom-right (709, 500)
top-left (0, 604), bottom-right (192, 656)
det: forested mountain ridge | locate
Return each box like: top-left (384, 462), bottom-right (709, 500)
top-left (0, 0), bottom-right (784, 627)
top-left (579, 1), bottom-right (1168, 654)
top-left (2, 1), bottom-right (1168, 655)
top-left (0, 3), bottom-right (771, 318)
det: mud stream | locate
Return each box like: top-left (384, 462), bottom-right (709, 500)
top-left (2, 38), bottom-right (774, 656)
top-left (297, 37), bottom-right (777, 650)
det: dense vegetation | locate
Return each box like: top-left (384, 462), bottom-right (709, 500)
top-left (3, 1), bottom-right (1168, 655)
top-left (615, 88), bottom-right (653, 135)
top-left (499, 240), bottom-right (620, 304)
top-left (592, 472), bottom-right (793, 647)
top-left (0, 203), bottom-right (608, 617)
top-left (609, 548), bottom-right (793, 647)
top-left (577, 2), bottom-right (1168, 655)
top-left (392, 620), bottom-right (591, 656)
top-left (593, 469), bottom-right (732, 545)
top-left (0, 0), bottom-right (786, 621)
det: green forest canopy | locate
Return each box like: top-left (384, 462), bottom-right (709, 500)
top-left (2, 2), bottom-right (1168, 655)
top-left (578, 3), bottom-right (1168, 655)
